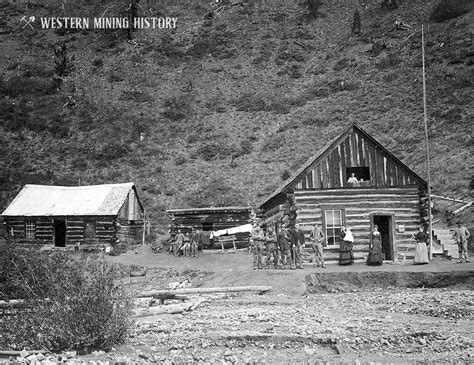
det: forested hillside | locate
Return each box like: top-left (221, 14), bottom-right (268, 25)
top-left (0, 0), bottom-right (472, 230)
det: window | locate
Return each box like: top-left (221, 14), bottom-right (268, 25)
top-left (324, 210), bottom-right (343, 246)
top-left (25, 221), bottom-right (35, 239)
top-left (84, 221), bottom-right (96, 238)
top-left (346, 167), bottom-right (371, 183)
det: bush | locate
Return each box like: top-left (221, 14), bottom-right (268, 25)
top-left (430, 0), bottom-right (470, 22)
top-left (281, 169), bottom-right (291, 181)
top-left (0, 244), bottom-right (133, 351)
top-left (162, 94), bottom-right (193, 121)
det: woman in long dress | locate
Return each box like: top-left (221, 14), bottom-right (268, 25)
top-left (339, 226), bottom-right (354, 265)
top-left (367, 225), bottom-right (383, 266)
top-left (413, 226), bottom-right (429, 264)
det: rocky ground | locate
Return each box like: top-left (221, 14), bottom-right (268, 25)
top-left (5, 247), bottom-right (474, 364)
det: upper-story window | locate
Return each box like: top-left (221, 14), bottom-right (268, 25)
top-left (346, 167), bottom-right (371, 186)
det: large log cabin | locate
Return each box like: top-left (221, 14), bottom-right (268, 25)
top-left (259, 124), bottom-right (429, 263)
top-left (1, 182), bottom-right (144, 248)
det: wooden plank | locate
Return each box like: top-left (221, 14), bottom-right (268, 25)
top-left (377, 152), bottom-right (384, 186)
top-left (350, 132), bottom-right (357, 166)
top-left (307, 170), bottom-right (313, 189)
top-left (138, 286), bottom-right (273, 298)
top-left (331, 148), bottom-right (340, 188)
top-left (343, 137), bottom-right (351, 167)
top-left (301, 174), bottom-right (307, 189)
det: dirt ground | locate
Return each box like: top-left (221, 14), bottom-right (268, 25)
top-left (90, 246), bottom-right (474, 364)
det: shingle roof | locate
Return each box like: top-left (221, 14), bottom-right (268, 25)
top-left (2, 183), bottom-right (137, 217)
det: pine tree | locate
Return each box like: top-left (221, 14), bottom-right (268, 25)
top-left (352, 8), bottom-right (361, 35)
top-left (54, 42), bottom-right (75, 77)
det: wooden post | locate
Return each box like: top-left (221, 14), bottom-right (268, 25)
top-left (422, 25), bottom-right (433, 260)
top-left (142, 212), bottom-right (146, 245)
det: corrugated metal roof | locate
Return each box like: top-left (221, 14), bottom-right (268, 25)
top-left (2, 183), bottom-right (136, 217)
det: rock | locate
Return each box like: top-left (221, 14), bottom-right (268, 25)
top-left (37, 353), bottom-right (45, 361)
top-left (26, 354), bottom-right (38, 363)
top-left (20, 349), bottom-right (29, 358)
top-left (65, 351), bottom-right (77, 358)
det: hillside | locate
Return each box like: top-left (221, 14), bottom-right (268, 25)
top-left (0, 0), bottom-right (472, 231)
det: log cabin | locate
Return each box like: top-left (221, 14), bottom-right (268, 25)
top-left (259, 124), bottom-right (429, 264)
top-left (1, 182), bottom-right (144, 249)
top-left (166, 206), bottom-right (253, 249)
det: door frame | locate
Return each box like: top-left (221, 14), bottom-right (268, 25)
top-left (53, 218), bottom-right (67, 247)
top-left (369, 212), bottom-right (396, 261)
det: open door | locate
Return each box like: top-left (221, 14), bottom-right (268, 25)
top-left (372, 215), bottom-right (394, 260)
top-left (54, 219), bottom-right (67, 247)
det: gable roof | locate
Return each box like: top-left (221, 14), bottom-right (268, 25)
top-left (2, 182), bottom-right (140, 217)
top-left (259, 123), bottom-right (427, 209)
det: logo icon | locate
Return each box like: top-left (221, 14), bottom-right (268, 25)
top-left (20, 16), bottom-right (35, 29)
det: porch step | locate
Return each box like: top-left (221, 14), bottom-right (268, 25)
top-left (433, 228), bottom-right (458, 258)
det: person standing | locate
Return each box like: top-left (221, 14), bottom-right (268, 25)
top-left (174, 229), bottom-right (185, 257)
top-left (265, 227), bottom-right (278, 269)
top-left (289, 225), bottom-right (299, 270)
top-left (413, 226), bottom-right (429, 264)
top-left (191, 228), bottom-right (200, 258)
top-left (276, 223), bottom-right (286, 269)
top-left (339, 226), bottom-right (354, 265)
top-left (251, 226), bottom-right (264, 270)
top-left (453, 222), bottom-right (470, 263)
top-left (310, 224), bottom-right (326, 268)
top-left (295, 223), bottom-right (305, 269)
top-left (367, 225), bottom-right (383, 266)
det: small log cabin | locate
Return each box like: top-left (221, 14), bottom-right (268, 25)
top-left (166, 206), bottom-right (253, 249)
top-left (259, 124), bottom-right (429, 263)
top-left (1, 182), bottom-right (144, 248)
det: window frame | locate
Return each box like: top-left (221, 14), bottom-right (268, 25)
top-left (84, 220), bottom-right (97, 239)
top-left (25, 221), bottom-right (36, 240)
top-left (321, 208), bottom-right (346, 248)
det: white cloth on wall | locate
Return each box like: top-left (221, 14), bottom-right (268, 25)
top-left (344, 228), bottom-right (354, 243)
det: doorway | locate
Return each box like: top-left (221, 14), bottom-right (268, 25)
top-left (372, 215), bottom-right (394, 260)
top-left (54, 219), bottom-right (67, 247)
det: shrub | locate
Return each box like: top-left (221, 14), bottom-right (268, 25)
top-left (0, 244), bottom-right (133, 351)
top-left (430, 0), bottom-right (470, 22)
top-left (281, 169), bottom-right (291, 181)
top-left (262, 134), bottom-right (285, 152)
top-left (162, 94), bottom-right (193, 121)
top-left (175, 154), bottom-right (188, 165)
top-left (232, 93), bottom-right (266, 112)
top-left (92, 58), bottom-right (104, 67)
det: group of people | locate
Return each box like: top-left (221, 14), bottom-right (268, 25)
top-left (170, 228), bottom-right (201, 258)
top-left (250, 222), bottom-right (330, 270)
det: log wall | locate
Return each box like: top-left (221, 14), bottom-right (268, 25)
top-left (168, 210), bottom-right (252, 248)
top-left (4, 216), bottom-right (117, 246)
top-left (294, 187), bottom-right (422, 261)
top-left (116, 218), bottom-right (144, 244)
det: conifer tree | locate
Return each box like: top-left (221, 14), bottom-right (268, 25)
top-left (352, 8), bottom-right (361, 35)
top-left (54, 42), bottom-right (75, 77)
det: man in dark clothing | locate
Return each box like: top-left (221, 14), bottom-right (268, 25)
top-left (295, 223), bottom-right (305, 269)
top-left (277, 225), bottom-right (291, 269)
top-left (288, 225), bottom-right (299, 270)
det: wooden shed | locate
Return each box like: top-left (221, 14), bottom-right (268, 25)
top-left (166, 206), bottom-right (253, 249)
top-left (259, 124), bottom-right (429, 263)
top-left (1, 182), bottom-right (144, 248)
